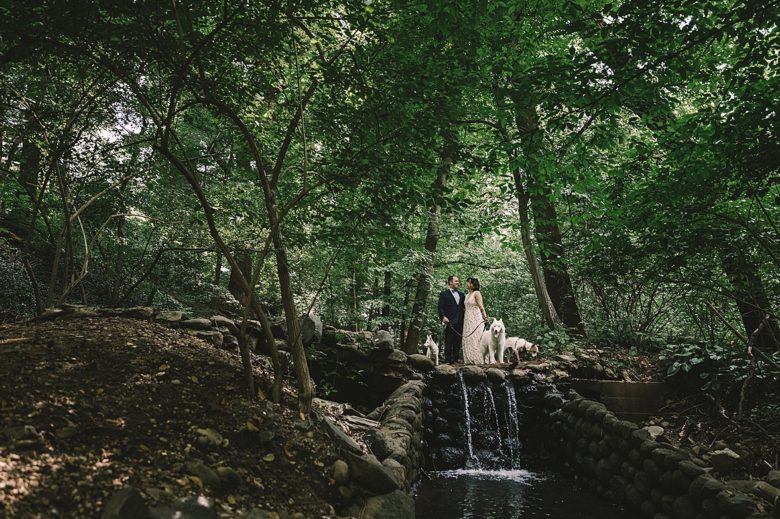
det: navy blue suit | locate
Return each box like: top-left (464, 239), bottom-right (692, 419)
top-left (438, 288), bottom-right (465, 363)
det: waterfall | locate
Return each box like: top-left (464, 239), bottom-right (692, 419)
top-left (484, 385), bottom-right (505, 460)
top-left (505, 379), bottom-right (521, 468)
top-left (458, 372), bottom-right (475, 463)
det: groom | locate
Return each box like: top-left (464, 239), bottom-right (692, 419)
top-left (438, 275), bottom-right (466, 363)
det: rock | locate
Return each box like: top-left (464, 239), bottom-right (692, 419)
top-left (708, 448), bottom-right (741, 473)
top-left (550, 369), bottom-right (570, 381)
top-left (149, 496), bottom-right (216, 519)
top-left (381, 349), bottom-right (408, 364)
top-left (677, 460), bottom-right (707, 478)
top-left (210, 315), bottom-right (239, 335)
top-left (407, 354), bottom-right (435, 372)
top-left (319, 417), bottom-right (363, 455)
top-left (358, 489), bottom-right (415, 519)
top-left (299, 313), bottom-right (323, 346)
top-left (177, 318), bottom-right (214, 330)
top-left (555, 353), bottom-right (578, 364)
top-left (375, 330), bottom-right (394, 351)
top-left (715, 489), bottom-right (758, 518)
top-left (102, 487), bottom-right (149, 519)
top-left (192, 331), bottom-right (223, 347)
top-left (222, 334), bottom-right (239, 350)
top-left (689, 474), bottom-right (725, 500)
top-left (459, 365), bottom-right (485, 382)
top-left (766, 469), bottom-right (780, 488)
top-left (215, 467), bottom-right (241, 488)
top-left (672, 495), bottom-right (697, 519)
top-left (184, 461), bottom-right (221, 489)
top-left (344, 451), bottom-right (400, 494)
top-left (644, 425), bottom-right (665, 440)
top-left (509, 368), bottom-right (531, 383)
top-left (753, 480), bottom-right (780, 504)
top-left (485, 368), bottom-right (506, 383)
top-left (242, 510), bottom-right (279, 519)
top-left (158, 310), bottom-right (185, 323)
top-left (381, 458), bottom-right (406, 487)
top-left (194, 428), bottom-right (224, 447)
top-left (433, 364), bottom-right (458, 380)
top-left (333, 459), bottom-right (350, 485)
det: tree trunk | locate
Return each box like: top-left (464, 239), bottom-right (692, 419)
top-left (380, 270), bottom-right (392, 330)
top-left (529, 188), bottom-right (586, 335)
top-left (368, 275), bottom-right (379, 324)
top-left (266, 190), bottom-right (314, 416)
top-left (512, 169), bottom-right (559, 329)
top-left (721, 249), bottom-right (780, 351)
top-left (228, 251), bottom-right (252, 303)
top-left (513, 98), bottom-right (586, 336)
top-left (214, 250), bottom-right (223, 285)
top-left (403, 128), bottom-right (455, 353)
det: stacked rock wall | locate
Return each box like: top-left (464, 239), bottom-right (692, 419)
top-left (543, 393), bottom-right (776, 519)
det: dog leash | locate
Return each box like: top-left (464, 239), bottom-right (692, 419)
top-left (445, 318), bottom-right (490, 339)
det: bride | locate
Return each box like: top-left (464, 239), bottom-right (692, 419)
top-left (462, 277), bottom-right (489, 364)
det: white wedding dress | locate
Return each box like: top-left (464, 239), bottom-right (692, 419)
top-left (462, 292), bottom-right (485, 364)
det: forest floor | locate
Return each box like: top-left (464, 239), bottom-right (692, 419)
top-left (0, 317), bottom-right (340, 519)
top-left (0, 317), bottom-right (776, 519)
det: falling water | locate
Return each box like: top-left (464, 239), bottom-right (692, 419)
top-left (505, 379), bottom-right (521, 468)
top-left (458, 372), bottom-right (475, 463)
top-left (484, 385), bottom-right (505, 460)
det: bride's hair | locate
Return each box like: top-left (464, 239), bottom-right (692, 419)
top-left (467, 277), bottom-right (481, 291)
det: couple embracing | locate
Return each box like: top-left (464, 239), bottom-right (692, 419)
top-left (437, 275), bottom-right (489, 364)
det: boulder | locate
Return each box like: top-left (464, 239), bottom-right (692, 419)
top-left (178, 318), bottom-right (213, 331)
top-left (344, 451), bottom-right (401, 494)
top-left (184, 461), bottom-right (221, 489)
top-left (644, 425), bottom-right (665, 440)
top-left (374, 330), bottom-right (394, 352)
top-left (210, 315), bottom-right (238, 335)
top-left (407, 354), bottom-right (435, 372)
top-left (433, 364), bottom-right (458, 380)
top-left (485, 368), bottom-right (506, 383)
top-left (459, 365), bottom-right (485, 382)
top-left (191, 331), bottom-right (223, 347)
top-left (157, 310), bottom-right (185, 323)
top-left (352, 489), bottom-right (414, 519)
top-left (102, 487), bottom-right (149, 519)
top-left (767, 469), bottom-right (780, 488)
top-left (299, 313), bottom-right (323, 346)
top-left (333, 459), bottom-right (350, 486)
top-left (708, 448), bottom-right (741, 473)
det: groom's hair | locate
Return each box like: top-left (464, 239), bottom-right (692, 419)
top-left (447, 275), bottom-right (456, 283)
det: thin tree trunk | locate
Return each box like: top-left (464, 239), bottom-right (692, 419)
top-left (214, 249), bottom-right (222, 285)
top-left (380, 270), bottom-right (392, 331)
top-left (404, 128), bottom-right (455, 353)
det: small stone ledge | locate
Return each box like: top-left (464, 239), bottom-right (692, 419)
top-left (542, 393), bottom-right (776, 518)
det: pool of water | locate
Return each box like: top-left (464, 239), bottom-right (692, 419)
top-left (415, 467), bottom-right (630, 519)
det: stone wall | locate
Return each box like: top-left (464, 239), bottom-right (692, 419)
top-left (320, 380), bottom-right (426, 519)
top-left (542, 393), bottom-right (778, 519)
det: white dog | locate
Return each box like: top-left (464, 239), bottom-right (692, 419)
top-left (423, 335), bottom-right (439, 365)
top-left (504, 337), bottom-right (540, 361)
top-left (480, 319), bottom-right (507, 364)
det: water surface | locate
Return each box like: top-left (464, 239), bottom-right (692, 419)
top-left (415, 468), bottom-right (630, 519)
